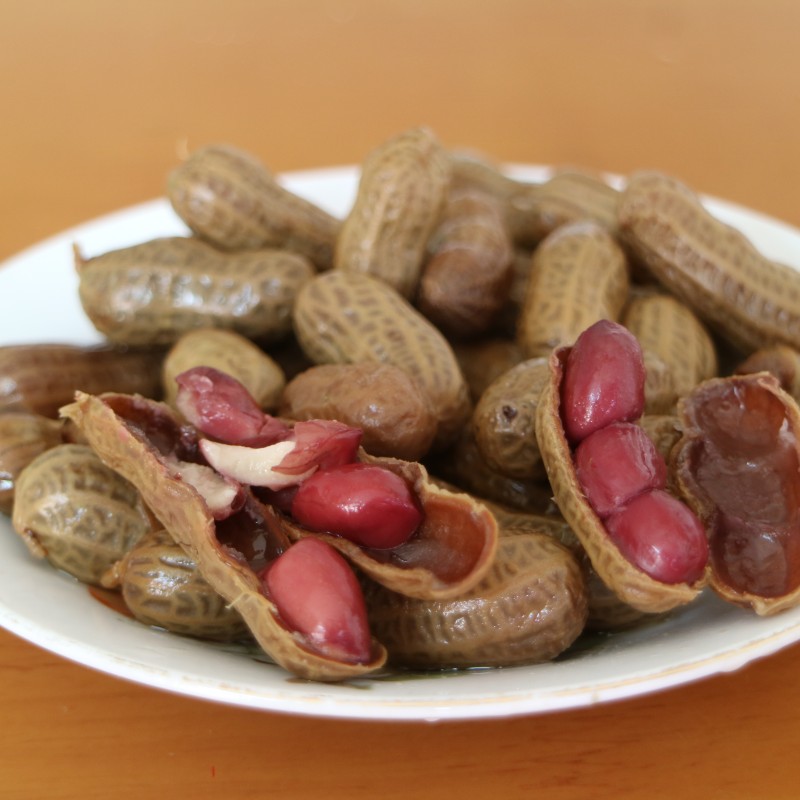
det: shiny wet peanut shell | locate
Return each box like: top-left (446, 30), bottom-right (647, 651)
top-left (60, 391), bottom-right (387, 681)
top-left (535, 347), bottom-right (707, 613)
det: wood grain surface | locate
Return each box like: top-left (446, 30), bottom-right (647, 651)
top-left (2, 1), bottom-right (799, 797)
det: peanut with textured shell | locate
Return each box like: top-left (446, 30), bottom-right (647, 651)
top-left (60, 391), bottom-right (387, 681)
top-left (12, 444), bottom-right (153, 585)
top-left (293, 271), bottom-right (471, 449)
top-left (516, 220), bottom-right (630, 359)
top-left (76, 237), bottom-right (313, 346)
top-left (361, 530), bottom-right (587, 669)
top-left (0, 343), bottom-right (164, 418)
top-left (618, 171), bottom-right (800, 353)
top-left (417, 187), bottom-right (513, 338)
top-left (167, 143), bottom-right (340, 269)
top-left (535, 347), bottom-right (706, 613)
top-left (104, 528), bottom-right (251, 642)
top-left (472, 356), bottom-right (549, 480)
top-left (0, 412), bottom-right (64, 513)
top-left (623, 291), bottom-right (718, 413)
top-left (162, 328), bottom-right (286, 411)
top-left (335, 127), bottom-right (451, 298)
top-left (279, 362), bottom-right (437, 461)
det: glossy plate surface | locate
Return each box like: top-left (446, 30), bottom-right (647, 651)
top-left (2, 165), bottom-right (800, 721)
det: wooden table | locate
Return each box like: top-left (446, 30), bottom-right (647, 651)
top-left (2, 2), bottom-right (799, 797)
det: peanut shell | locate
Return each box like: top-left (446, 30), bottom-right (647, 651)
top-left (60, 391), bottom-right (387, 681)
top-left (167, 143), bottom-right (340, 269)
top-left (516, 220), bottom-right (630, 359)
top-left (335, 127), bottom-right (451, 298)
top-left (535, 347), bottom-right (707, 613)
top-left (293, 270), bottom-right (471, 449)
top-left (618, 171), bottom-right (800, 353)
top-left (76, 237), bottom-right (313, 346)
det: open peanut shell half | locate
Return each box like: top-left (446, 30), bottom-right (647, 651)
top-left (535, 347), bottom-right (708, 614)
top-left (61, 391), bottom-right (387, 682)
top-left (276, 450), bottom-right (499, 601)
top-left (672, 372), bottom-right (800, 615)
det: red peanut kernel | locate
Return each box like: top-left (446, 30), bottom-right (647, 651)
top-left (574, 422), bottom-right (667, 518)
top-left (561, 320), bottom-right (646, 444)
top-left (291, 463), bottom-right (422, 549)
top-left (604, 489), bottom-right (709, 585)
top-left (261, 537), bottom-right (372, 664)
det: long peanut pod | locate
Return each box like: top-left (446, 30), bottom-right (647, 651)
top-left (618, 171), bottom-right (800, 353)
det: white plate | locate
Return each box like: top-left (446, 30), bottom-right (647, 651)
top-left (2, 165), bottom-right (800, 722)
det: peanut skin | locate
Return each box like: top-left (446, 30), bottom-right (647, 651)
top-left (618, 171), bottom-right (800, 353)
top-left (335, 127), bottom-right (451, 299)
top-left (516, 220), bottom-right (630, 358)
top-left (76, 236), bottom-right (313, 346)
top-left (162, 328), bottom-right (286, 411)
top-left (417, 187), bottom-right (514, 338)
top-left (167, 143), bottom-right (340, 269)
top-left (293, 271), bottom-right (471, 449)
top-left (280, 362), bottom-right (437, 461)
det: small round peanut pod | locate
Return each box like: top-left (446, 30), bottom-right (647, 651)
top-left (472, 357), bottom-right (549, 480)
top-left (105, 528), bottom-right (251, 642)
top-left (361, 531), bottom-right (587, 669)
top-left (0, 412), bottom-right (64, 514)
top-left (535, 347), bottom-right (706, 613)
top-left (166, 143), bottom-right (340, 269)
top-left (279, 362), bottom-right (437, 461)
top-left (516, 220), bottom-right (630, 359)
top-left (293, 270), bottom-right (471, 450)
top-left (162, 328), bottom-right (286, 411)
top-left (76, 237), bottom-right (314, 346)
top-left (335, 127), bottom-right (451, 299)
top-left (12, 443), bottom-right (153, 585)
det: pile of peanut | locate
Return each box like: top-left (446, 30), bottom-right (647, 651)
top-left (3, 125), bottom-right (800, 682)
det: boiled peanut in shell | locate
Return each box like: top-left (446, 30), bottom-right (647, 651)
top-left (536, 322), bottom-right (708, 613)
top-left (0, 343), bottom-right (164, 418)
top-left (76, 236), bottom-right (313, 346)
top-left (361, 530), bottom-right (587, 669)
top-left (12, 443), bottom-right (153, 585)
top-left (105, 528), bottom-right (251, 642)
top-left (335, 127), bottom-right (451, 299)
top-left (167, 143), bottom-right (340, 269)
top-left (735, 344), bottom-right (800, 402)
top-left (516, 220), bottom-right (630, 359)
top-left (292, 271), bottom-right (471, 449)
top-left (280, 362), bottom-right (437, 461)
top-left (162, 328), bottom-right (286, 411)
top-left (618, 171), bottom-right (800, 353)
